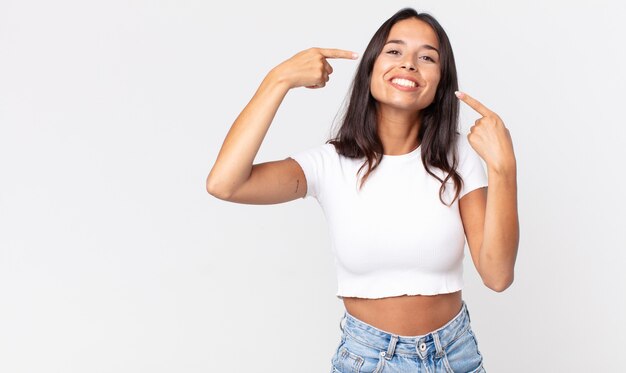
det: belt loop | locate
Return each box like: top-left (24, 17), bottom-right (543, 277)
top-left (432, 331), bottom-right (444, 358)
top-left (383, 335), bottom-right (398, 361)
top-left (465, 301), bottom-right (471, 323)
top-left (339, 313), bottom-right (346, 333)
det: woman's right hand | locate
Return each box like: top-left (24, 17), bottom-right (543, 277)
top-left (270, 47), bottom-right (359, 90)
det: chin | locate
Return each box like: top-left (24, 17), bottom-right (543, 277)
top-left (383, 101), bottom-right (430, 112)
top-left (373, 93), bottom-right (435, 113)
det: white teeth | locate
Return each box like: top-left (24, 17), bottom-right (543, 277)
top-left (391, 78), bottom-right (417, 88)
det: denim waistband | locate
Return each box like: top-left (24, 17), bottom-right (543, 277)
top-left (339, 300), bottom-right (472, 360)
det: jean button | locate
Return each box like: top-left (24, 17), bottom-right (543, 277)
top-left (419, 342), bottom-right (427, 351)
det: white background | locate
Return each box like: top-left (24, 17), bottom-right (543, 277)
top-left (1, 0), bottom-right (625, 372)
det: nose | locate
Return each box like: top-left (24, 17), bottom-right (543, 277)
top-left (401, 59), bottom-right (416, 71)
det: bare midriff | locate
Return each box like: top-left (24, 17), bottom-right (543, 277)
top-left (341, 290), bottom-right (463, 336)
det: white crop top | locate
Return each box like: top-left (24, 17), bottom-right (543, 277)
top-left (289, 134), bottom-right (488, 299)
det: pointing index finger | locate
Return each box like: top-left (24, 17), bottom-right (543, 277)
top-left (318, 48), bottom-right (359, 60)
top-left (455, 91), bottom-right (492, 117)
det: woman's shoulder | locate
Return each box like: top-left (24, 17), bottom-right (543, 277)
top-left (288, 142), bottom-right (340, 170)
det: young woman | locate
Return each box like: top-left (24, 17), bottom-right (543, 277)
top-left (207, 7), bottom-right (518, 373)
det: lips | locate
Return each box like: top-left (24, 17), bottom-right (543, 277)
top-left (391, 78), bottom-right (417, 87)
top-left (389, 75), bottom-right (421, 91)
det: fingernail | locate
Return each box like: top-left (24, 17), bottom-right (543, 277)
top-left (455, 91), bottom-right (464, 99)
top-left (352, 52), bottom-right (359, 59)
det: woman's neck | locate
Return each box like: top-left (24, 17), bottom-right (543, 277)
top-left (376, 107), bottom-right (421, 155)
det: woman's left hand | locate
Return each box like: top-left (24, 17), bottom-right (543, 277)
top-left (455, 91), bottom-right (516, 174)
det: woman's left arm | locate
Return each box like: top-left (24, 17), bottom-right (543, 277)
top-left (456, 91), bottom-right (519, 292)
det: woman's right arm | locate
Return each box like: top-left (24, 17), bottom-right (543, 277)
top-left (205, 48), bottom-right (357, 204)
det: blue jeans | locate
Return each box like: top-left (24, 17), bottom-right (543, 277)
top-left (330, 300), bottom-right (486, 373)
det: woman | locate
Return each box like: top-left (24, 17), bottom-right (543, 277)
top-left (207, 7), bottom-right (518, 373)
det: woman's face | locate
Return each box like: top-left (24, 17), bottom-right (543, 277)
top-left (370, 18), bottom-right (441, 114)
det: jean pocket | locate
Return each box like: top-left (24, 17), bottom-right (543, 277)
top-left (331, 333), bottom-right (347, 367)
top-left (441, 328), bottom-right (484, 373)
top-left (334, 335), bottom-right (385, 373)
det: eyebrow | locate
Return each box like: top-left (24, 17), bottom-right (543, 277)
top-left (384, 39), bottom-right (440, 55)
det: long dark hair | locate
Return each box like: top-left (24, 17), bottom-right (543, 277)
top-left (327, 8), bottom-right (463, 206)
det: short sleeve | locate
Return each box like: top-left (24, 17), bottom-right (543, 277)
top-left (288, 143), bottom-right (333, 200)
top-left (457, 135), bottom-right (489, 199)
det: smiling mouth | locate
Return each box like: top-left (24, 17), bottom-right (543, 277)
top-left (391, 78), bottom-right (418, 88)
